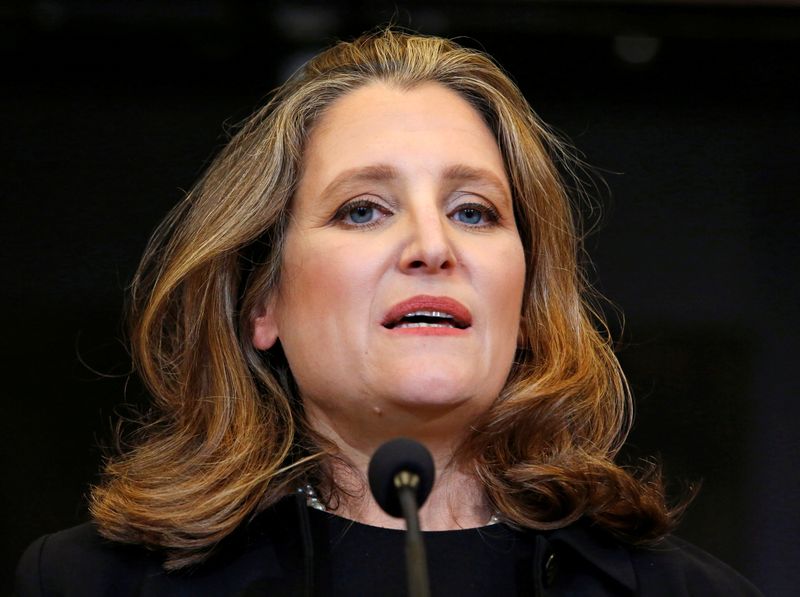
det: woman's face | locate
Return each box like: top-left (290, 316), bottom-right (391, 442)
top-left (253, 82), bottom-right (526, 447)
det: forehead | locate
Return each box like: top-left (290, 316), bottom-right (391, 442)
top-left (295, 81), bottom-right (510, 200)
top-left (311, 80), bottom-right (491, 136)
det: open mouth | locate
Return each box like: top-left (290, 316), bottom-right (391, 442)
top-left (383, 310), bottom-right (470, 330)
top-left (382, 296), bottom-right (473, 331)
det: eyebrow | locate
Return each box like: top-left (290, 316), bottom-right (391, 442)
top-left (320, 164), bottom-right (400, 198)
top-left (320, 163), bottom-right (511, 204)
top-left (441, 164), bottom-right (510, 200)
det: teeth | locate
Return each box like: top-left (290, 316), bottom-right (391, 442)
top-left (403, 311), bottom-right (454, 319)
top-left (385, 309), bottom-right (466, 330)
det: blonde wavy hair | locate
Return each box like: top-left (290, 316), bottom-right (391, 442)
top-left (91, 28), bottom-right (681, 570)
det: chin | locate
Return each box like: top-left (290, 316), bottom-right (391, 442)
top-left (382, 371), bottom-right (494, 411)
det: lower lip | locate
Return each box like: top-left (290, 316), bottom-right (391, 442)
top-left (384, 324), bottom-right (470, 336)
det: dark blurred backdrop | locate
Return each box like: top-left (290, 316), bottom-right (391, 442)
top-left (1, 1), bottom-right (798, 594)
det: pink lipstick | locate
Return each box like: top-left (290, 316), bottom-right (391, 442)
top-left (382, 295), bottom-right (472, 335)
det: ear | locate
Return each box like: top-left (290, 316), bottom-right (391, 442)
top-left (251, 297), bottom-right (279, 350)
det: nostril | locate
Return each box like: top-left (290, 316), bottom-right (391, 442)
top-left (407, 258), bottom-right (453, 270)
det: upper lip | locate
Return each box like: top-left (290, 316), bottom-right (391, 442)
top-left (382, 295), bottom-right (472, 329)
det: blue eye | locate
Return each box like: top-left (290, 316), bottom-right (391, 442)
top-left (334, 199), bottom-right (389, 228)
top-left (454, 207), bottom-right (484, 225)
top-left (451, 203), bottom-right (499, 226)
top-left (348, 204), bottom-right (375, 224)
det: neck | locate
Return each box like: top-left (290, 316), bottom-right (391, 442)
top-left (351, 465), bottom-right (492, 531)
top-left (310, 420), bottom-right (492, 530)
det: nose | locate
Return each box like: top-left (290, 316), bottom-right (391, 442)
top-left (398, 209), bottom-right (457, 274)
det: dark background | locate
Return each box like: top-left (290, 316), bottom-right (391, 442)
top-left (1, 1), bottom-right (798, 594)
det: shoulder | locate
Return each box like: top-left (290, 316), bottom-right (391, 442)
top-left (628, 534), bottom-right (762, 595)
top-left (547, 522), bottom-right (763, 596)
top-left (15, 522), bottom-right (161, 596)
top-left (14, 509), bottom-right (293, 597)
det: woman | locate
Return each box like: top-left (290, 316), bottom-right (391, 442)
top-left (16, 29), bottom-right (761, 596)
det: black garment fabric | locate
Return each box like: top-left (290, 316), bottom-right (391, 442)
top-left (15, 496), bottom-right (762, 596)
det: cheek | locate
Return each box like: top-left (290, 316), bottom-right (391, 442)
top-left (480, 239), bottom-right (526, 328)
top-left (273, 235), bottom-right (388, 400)
top-left (275, 237), bottom-right (382, 339)
top-left (477, 240), bottom-right (526, 380)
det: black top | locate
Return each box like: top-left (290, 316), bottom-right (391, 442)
top-left (315, 509), bottom-right (536, 596)
top-left (15, 496), bottom-right (763, 596)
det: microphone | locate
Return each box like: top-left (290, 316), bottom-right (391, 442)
top-left (368, 438), bottom-right (435, 597)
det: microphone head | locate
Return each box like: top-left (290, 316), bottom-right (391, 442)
top-left (368, 438), bottom-right (435, 518)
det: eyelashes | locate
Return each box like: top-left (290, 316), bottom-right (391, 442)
top-left (332, 199), bottom-right (391, 229)
top-left (450, 202), bottom-right (500, 226)
top-left (332, 197), bottom-right (501, 230)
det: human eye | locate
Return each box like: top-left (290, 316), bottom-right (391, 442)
top-left (333, 198), bottom-right (392, 229)
top-left (449, 202), bottom-right (500, 227)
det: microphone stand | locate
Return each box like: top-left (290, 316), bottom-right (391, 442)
top-left (395, 471), bottom-right (431, 597)
top-left (368, 438), bottom-right (435, 597)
